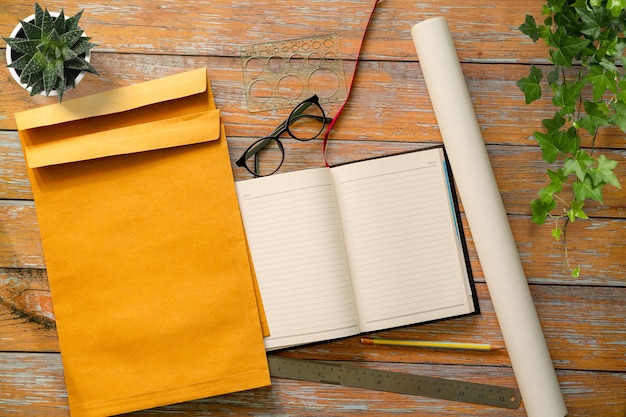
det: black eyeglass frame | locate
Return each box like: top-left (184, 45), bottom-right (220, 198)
top-left (236, 95), bottom-right (332, 177)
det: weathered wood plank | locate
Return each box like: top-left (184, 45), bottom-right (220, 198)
top-left (0, 145), bottom-right (626, 285)
top-left (1, 280), bottom-right (624, 375)
top-left (2, 54), bottom-right (624, 154)
top-left (281, 283), bottom-right (626, 373)
top-left (1, 352), bottom-right (625, 417)
top-left (1, 0), bottom-right (546, 62)
top-left (2, 128), bottom-right (625, 217)
top-left (0, 201), bottom-right (44, 269)
top-left (1, 178), bottom-right (623, 284)
top-left (0, 132), bottom-right (29, 201)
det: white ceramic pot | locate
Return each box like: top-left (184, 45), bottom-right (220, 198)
top-left (5, 12), bottom-right (91, 96)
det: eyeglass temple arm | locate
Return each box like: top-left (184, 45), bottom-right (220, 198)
top-left (235, 136), bottom-right (274, 167)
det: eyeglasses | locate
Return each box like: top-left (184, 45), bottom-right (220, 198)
top-left (236, 95), bottom-right (332, 177)
top-left (237, 0), bottom-right (381, 176)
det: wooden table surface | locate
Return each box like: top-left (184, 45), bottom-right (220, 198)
top-left (1, 1), bottom-right (625, 416)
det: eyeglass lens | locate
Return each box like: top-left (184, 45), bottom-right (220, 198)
top-left (247, 137), bottom-right (285, 177)
top-left (286, 98), bottom-right (326, 141)
top-left (238, 96), bottom-right (327, 176)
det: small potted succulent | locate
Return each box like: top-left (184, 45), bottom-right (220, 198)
top-left (3, 3), bottom-right (99, 101)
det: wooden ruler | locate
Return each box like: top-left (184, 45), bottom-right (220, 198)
top-left (268, 356), bottom-right (521, 410)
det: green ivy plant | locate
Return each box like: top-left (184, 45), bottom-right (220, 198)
top-left (517, 0), bottom-right (624, 277)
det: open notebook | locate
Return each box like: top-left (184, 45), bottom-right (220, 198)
top-left (236, 146), bottom-right (478, 350)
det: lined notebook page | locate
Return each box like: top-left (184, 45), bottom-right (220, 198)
top-left (331, 148), bottom-right (474, 332)
top-left (236, 168), bottom-right (359, 350)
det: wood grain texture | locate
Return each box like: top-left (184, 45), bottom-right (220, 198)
top-left (3, 128), bottom-right (625, 216)
top-left (1, 352), bottom-right (625, 417)
top-left (1, 280), bottom-right (624, 374)
top-left (3, 55), bottom-right (626, 151)
top-left (0, 0), bottom-right (547, 61)
top-left (1, 0), bottom-right (625, 416)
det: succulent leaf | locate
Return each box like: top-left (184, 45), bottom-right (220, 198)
top-left (43, 59), bottom-right (64, 96)
top-left (4, 38), bottom-right (39, 55)
top-left (33, 3), bottom-right (44, 27)
top-left (64, 10), bottom-right (84, 32)
top-left (53, 9), bottom-right (66, 34)
top-left (41, 9), bottom-right (55, 38)
top-left (29, 78), bottom-right (45, 96)
top-left (60, 29), bottom-right (84, 48)
top-left (72, 39), bottom-right (97, 55)
top-left (20, 51), bottom-right (47, 81)
top-left (56, 71), bottom-right (66, 101)
top-left (6, 53), bottom-right (32, 70)
top-left (61, 45), bottom-right (79, 61)
top-left (65, 56), bottom-right (98, 75)
top-left (19, 20), bottom-right (42, 40)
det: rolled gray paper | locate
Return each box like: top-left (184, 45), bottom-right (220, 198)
top-left (410, 17), bottom-right (567, 417)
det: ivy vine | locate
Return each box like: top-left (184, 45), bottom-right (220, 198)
top-left (517, 0), bottom-right (624, 276)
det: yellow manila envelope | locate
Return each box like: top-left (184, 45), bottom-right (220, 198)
top-left (15, 68), bottom-right (271, 417)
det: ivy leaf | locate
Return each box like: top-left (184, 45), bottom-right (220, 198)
top-left (607, 0), bottom-right (626, 17)
top-left (546, 0), bottom-right (566, 14)
top-left (531, 197), bottom-right (557, 225)
top-left (609, 99), bottom-right (626, 132)
top-left (539, 168), bottom-right (567, 203)
top-left (554, 1), bottom-right (583, 31)
top-left (517, 65), bottom-right (543, 104)
top-left (534, 132), bottom-right (560, 163)
top-left (563, 150), bottom-right (595, 181)
top-left (553, 79), bottom-right (586, 115)
top-left (551, 227), bottom-right (563, 241)
top-left (586, 65), bottom-right (618, 101)
top-left (547, 66), bottom-right (561, 86)
top-left (617, 77), bottom-right (626, 103)
top-left (567, 200), bottom-right (589, 222)
top-left (534, 127), bottom-right (579, 163)
top-left (588, 154), bottom-right (621, 188)
top-left (576, 100), bottom-right (610, 135)
top-left (572, 176), bottom-right (604, 203)
top-left (520, 14), bottom-right (540, 42)
top-left (549, 27), bottom-right (591, 66)
top-left (542, 112), bottom-right (566, 133)
top-left (577, 6), bottom-right (604, 39)
top-left (571, 266), bottom-right (581, 278)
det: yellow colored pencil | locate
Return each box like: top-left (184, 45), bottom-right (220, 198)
top-left (360, 337), bottom-right (504, 351)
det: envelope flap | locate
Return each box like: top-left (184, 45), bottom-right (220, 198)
top-left (24, 110), bottom-right (222, 168)
top-left (15, 68), bottom-right (210, 131)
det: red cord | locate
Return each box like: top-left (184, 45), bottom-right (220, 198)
top-left (322, 0), bottom-right (381, 167)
